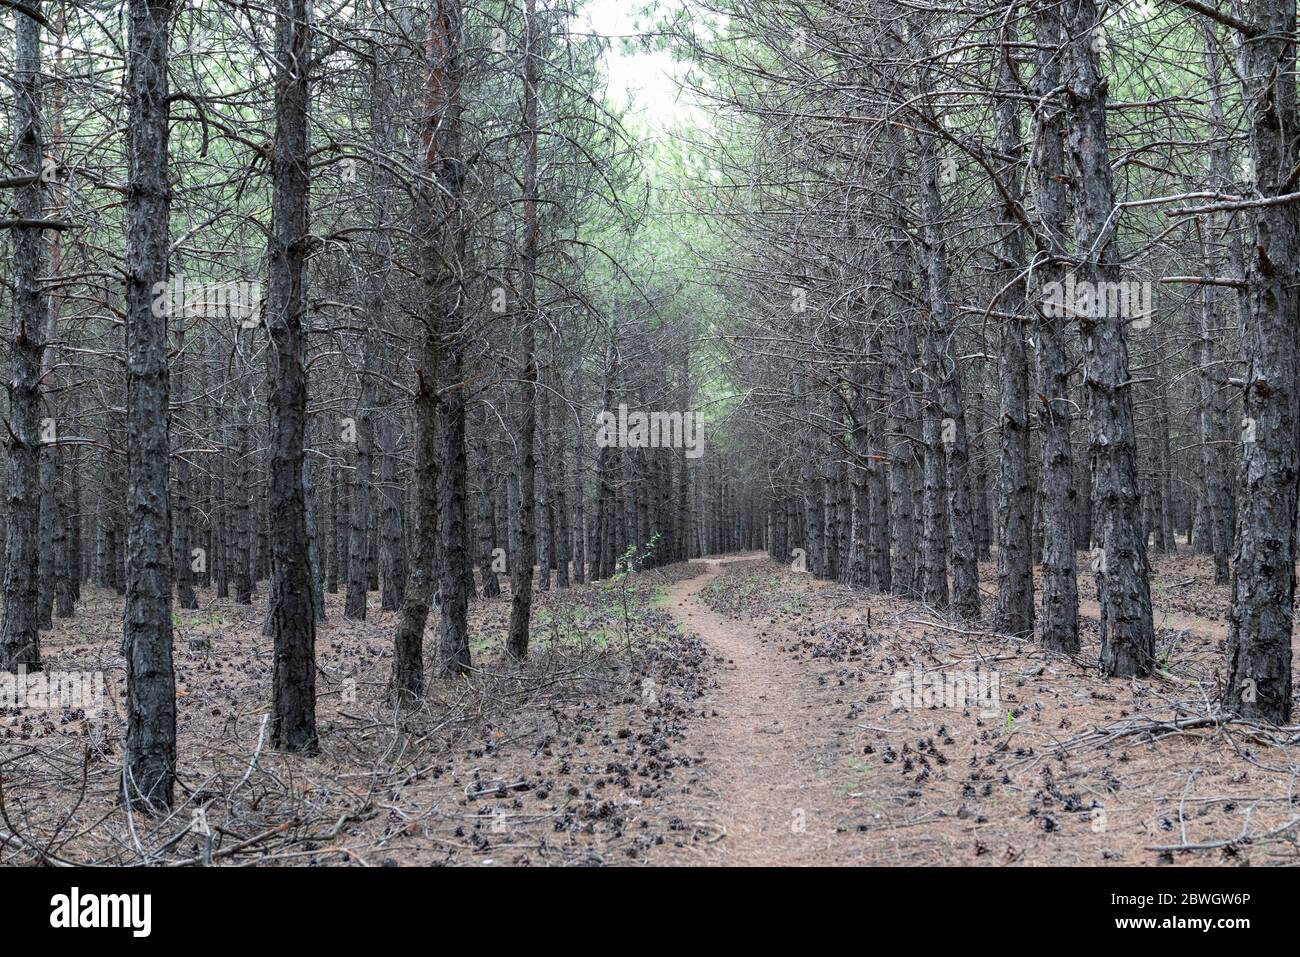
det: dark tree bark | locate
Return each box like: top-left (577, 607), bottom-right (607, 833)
top-left (887, 335), bottom-right (919, 599)
top-left (234, 374), bottom-right (254, 604)
top-left (913, 53), bottom-right (979, 620)
top-left (47, 12), bottom-right (72, 623)
top-left (506, 0), bottom-right (540, 660)
top-left (1031, 0), bottom-right (1080, 653)
top-left (473, 399), bottom-right (502, 596)
top-left (378, 412), bottom-right (407, 611)
top-left (325, 464), bottom-right (339, 593)
top-left (173, 311), bottom-right (197, 610)
top-left (866, 333), bottom-right (892, 592)
top-left (265, 0), bottom-right (318, 753)
top-left (122, 0), bottom-right (177, 809)
top-left (1226, 0), bottom-right (1300, 723)
top-left (848, 358), bottom-right (871, 590)
top-left (391, 342), bottom-right (438, 700)
top-left (1063, 0), bottom-right (1154, 676)
top-left (992, 34), bottom-right (1034, 638)
top-left (304, 417), bottom-right (326, 622)
top-left (1197, 25), bottom-right (1236, 586)
top-left (552, 372), bottom-right (571, 588)
top-left (885, 21), bottom-right (964, 612)
top-left (391, 0), bottom-right (462, 698)
top-left (536, 378), bottom-right (554, 591)
top-left (344, 374), bottom-right (373, 620)
top-left (437, 322), bottom-right (471, 675)
top-left (1, 1), bottom-right (50, 672)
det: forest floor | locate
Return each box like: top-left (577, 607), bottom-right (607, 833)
top-left (2, 549), bottom-right (1298, 866)
top-left (665, 552), bottom-right (1300, 866)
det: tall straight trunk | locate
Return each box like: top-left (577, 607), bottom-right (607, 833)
top-left (1196, 226), bottom-right (1232, 581)
top-left (972, 418), bottom-right (992, 561)
top-left (391, 0), bottom-right (461, 698)
top-left (265, 0), bottom-right (317, 752)
top-left (553, 374), bottom-right (572, 587)
top-left (911, 20), bottom-right (978, 619)
top-left (849, 368), bottom-right (871, 589)
top-left (344, 380), bottom-right (372, 619)
top-left (592, 369), bottom-right (615, 577)
top-left (676, 354), bottom-right (691, 563)
top-left (123, 0), bottom-right (176, 808)
top-left (36, 222), bottom-right (58, 630)
top-left (1063, 0), bottom-right (1154, 676)
top-left (174, 312), bottom-right (197, 609)
top-left (367, 447), bottom-right (381, 590)
top-left (215, 403), bottom-right (230, 599)
top-left (1197, 25), bottom-right (1235, 585)
top-left (1032, 0), bottom-right (1080, 653)
top-left (393, 346), bottom-right (438, 699)
top-left (55, 446), bottom-right (74, 616)
top-left (823, 470), bottom-right (840, 581)
top-left (887, 341), bottom-right (918, 598)
top-left (474, 400), bottom-right (501, 596)
top-left (1153, 345), bottom-right (1177, 554)
top-left (536, 379), bottom-right (554, 590)
top-left (919, 358), bottom-right (950, 611)
top-left (234, 376), bottom-right (254, 604)
top-left (437, 326), bottom-right (470, 674)
top-left (326, 463), bottom-right (341, 592)
top-left (1074, 451), bottom-right (1093, 549)
top-left (866, 334), bottom-right (892, 591)
top-left (256, 488), bottom-right (269, 583)
top-left (37, 406), bottom-right (54, 630)
top-left (1226, 0), bottom-right (1300, 723)
top-left (48, 2), bottom-right (73, 621)
top-left (592, 336), bottom-right (619, 578)
top-left (571, 383), bottom-right (589, 580)
top-left (1, 2), bottom-right (50, 672)
top-left (303, 417), bottom-right (325, 621)
top-left (378, 413), bottom-right (406, 611)
top-left (506, 0), bottom-right (540, 660)
top-left (507, 469), bottom-right (521, 571)
top-left (992, 35), bottom-right (1034, 637)
top-left (799, 393), bottom-right (823, 575)
top-left (196, 343), bottom-right (212, 591)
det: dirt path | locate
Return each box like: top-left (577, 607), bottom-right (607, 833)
top-left (664, 555), bottom-right (861, 866)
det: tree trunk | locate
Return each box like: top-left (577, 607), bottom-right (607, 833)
top-left (992, 35), bottom-right (1034, 638)
top-left (174, 311), bottom-right (197, 610)
top-left (437, 319), bottom-right (470, 675)
top-left (265, 0), bottom-right (318, 753)
top-left (1063, 0), bottom-right (1154, 676)
top-left (506, 0), bottom-right (541, 660)
top-left (1226, 0), bottom-right (1300, 723)
top-left (1032, 0), bottom-right (1080, 653)
top-left (391, 0), bottom-right (462, 698)
top-left (344, 380), bottom-right (373, 620)
top-left (378, 412), bottom-right (407, 611)
top-left (1, 2), bottom-right (50, 672)
top-left (122, 0), bottom-right (177, 808)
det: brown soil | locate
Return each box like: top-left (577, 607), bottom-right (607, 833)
top-left (654, 556), bottom-right (864, 864)
top-left (654, 552), bottom-right (1300, 866)
top-left (4, 548), bottom-right (1298, 866)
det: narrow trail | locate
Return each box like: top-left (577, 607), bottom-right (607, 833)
top-left (664, 555), bottom-right (861, 866)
